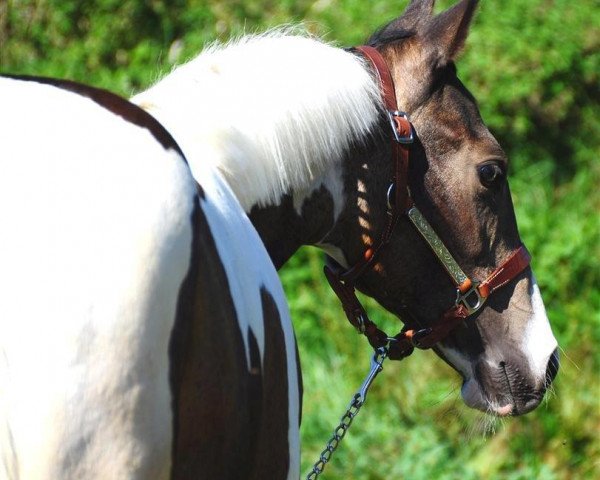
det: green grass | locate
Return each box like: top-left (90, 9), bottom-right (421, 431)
top-left (2, 1), bottom-right (598, 478)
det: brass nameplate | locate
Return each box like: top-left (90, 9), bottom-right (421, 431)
top-left (407, 206), bottom-right (468, 287)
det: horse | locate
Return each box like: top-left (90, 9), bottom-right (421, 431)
top-left (0, 0), bottom-right (559, 478)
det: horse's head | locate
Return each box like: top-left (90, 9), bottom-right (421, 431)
top-left (134, 0), bottom-right (559, 417)
top-left (337, 0), bottom-right (558, 416)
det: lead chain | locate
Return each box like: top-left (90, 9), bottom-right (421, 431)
top-left (306, 347), bottom-right (388, 480)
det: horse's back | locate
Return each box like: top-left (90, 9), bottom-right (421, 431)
top-left (0, 77), bottom-right (197, 479)
top-left (0, 77), bottom-right (300, 480)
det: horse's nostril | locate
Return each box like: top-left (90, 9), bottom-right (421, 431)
top-left (545, 348), bottom-right (560, 385)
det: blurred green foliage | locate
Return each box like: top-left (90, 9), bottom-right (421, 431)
top-left (1, 0), bottom-right (598, 478)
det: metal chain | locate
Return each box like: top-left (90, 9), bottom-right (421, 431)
top-left (306, 347), bottom-right (388, 480)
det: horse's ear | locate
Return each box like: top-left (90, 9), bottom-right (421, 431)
top-left (383, 0), bottom-right (435, 33)
top-left (424, 0), bottom-right (479, 66)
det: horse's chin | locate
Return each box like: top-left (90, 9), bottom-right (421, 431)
top-left (461, 379), bottom-right (515, 417)
top-left (461, 378), bottom-right (547, 417)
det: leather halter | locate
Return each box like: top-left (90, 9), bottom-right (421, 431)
top-left (324, 45), bottom-right (532, 360)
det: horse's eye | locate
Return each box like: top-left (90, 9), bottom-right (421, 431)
top-left (478, 163), bottom-right (505, 188)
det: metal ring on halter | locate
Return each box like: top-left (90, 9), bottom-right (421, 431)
top-left (354, 311), bottom-right (367, 333)
top-left (455, 281), bottom-right (486, 315)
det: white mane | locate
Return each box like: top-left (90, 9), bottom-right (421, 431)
top-left (133, 30), bottom-right (382, 211)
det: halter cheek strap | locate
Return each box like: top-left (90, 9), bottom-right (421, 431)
top-left (324, 45), bottom-right (532, 360)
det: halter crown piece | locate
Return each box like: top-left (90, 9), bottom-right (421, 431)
top-left (324, 46), bottom-right (532, 360)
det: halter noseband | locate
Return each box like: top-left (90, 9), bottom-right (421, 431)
top-left (324, 45), bottom-right (531, 360)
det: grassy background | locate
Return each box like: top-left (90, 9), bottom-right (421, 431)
top-left (2, 0), bottom-right (598, 478)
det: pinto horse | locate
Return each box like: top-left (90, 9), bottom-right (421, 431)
top-left (1, 0), bottom-right (558, 479)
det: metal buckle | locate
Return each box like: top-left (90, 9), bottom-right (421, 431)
top-left (386, 183), bottom-right (395, 212)
top-left (356, 347), bottom-right (388, 404)
top-left (455, 282), bottom-right (486, 315)
top-left (387, 110), bottom-right (414, 144)
top-left (409, 328), bottom-right (433, 349)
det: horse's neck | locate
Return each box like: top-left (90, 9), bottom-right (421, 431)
top-left (248, 161), bottom-right (348, 269)
top-left (249, 134), bottom-right (394, 270)
top-left (132, 32), bottom-right (381, 216)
